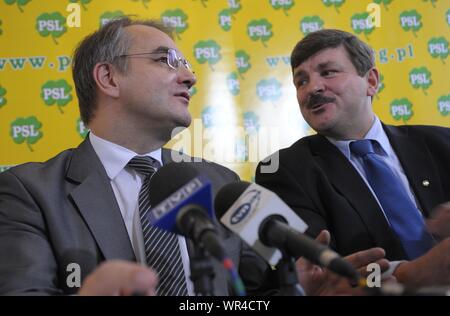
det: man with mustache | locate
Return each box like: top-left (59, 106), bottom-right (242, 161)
top-left (256, 29), bottom-right (450, 289)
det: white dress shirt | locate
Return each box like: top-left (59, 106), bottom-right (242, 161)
top-left (89, 132), bottom-right (194, 295)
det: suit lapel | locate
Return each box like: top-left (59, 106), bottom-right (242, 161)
top-left (310, 136), bottom-right (406, 257)
top-left (66, 138), bottom-right (136, 261)
top-left (384, 125), bottom-right (444, 217)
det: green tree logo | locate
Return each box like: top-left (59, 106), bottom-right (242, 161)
top-left (76, 118), bottom-right (89, 138)
top-left (10, 116), bottom-right (43, 152)
top-left (218, 9), bottom-right (233, 32)
top-left (269, 0), bottom-right (295, 16)
top-left (4, 0), bottom-right (31, 13)
top-left (409, 67), bottom-right (432, 95)
top-left (69, 0), bottom-right (91, 11)
top-left (192, 0), bottom-right (208, 8)
top-left (41, 80), bottom-right (73, 114)
top-left (227, 72), bottom-right (240, 96)
top-left (130, 0), bottom-right (151, 9)
top-left (350, 12), bottom-right (375, 40)
top-left (161, 9), bottom-right (188, 39)
top-left (390, 98), bottom-right (413, 122)
top-left (437, 95), bottom-right (450, 116)
top-left (322, 0), bottom-right (345, 13)
top-left (0, 85), bottom-right (6, 108)
top-left (243, 111), bottom-right (260, 135)
top-left (423, 0), bottom-right (437, 8)
top-left (399, 10), bottom-right (422, 37)
top-left (235, 50), bottom-right (251, 79)
top-left (300, 16), bottom-right (324, 36)
top-left (256, 78), bottom-right (282, 103)
top-left (99, 11), bottom-right (125, 27)
top-left (428, 37), bottom-right (448, 64)
top-left (373, 0), bottom-right (393, 11)
top-left (36, 12), bottom-right (67, 44)
top-left (376, 74), bottom-right (385, 99)
top-left (201, 106), bottom-right (218, 128)
top-left (193, 40), bottom-right (222, 71)
top-left (247, 19), bottom-right (273, 47)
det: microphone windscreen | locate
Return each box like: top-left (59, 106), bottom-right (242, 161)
top-left (214, 181), bottom-right (251, 218)
top-left (148, 162), bottom-right (200, 206)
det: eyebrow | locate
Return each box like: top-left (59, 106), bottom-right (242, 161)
top-left (150, 46), bottom-right (171, 53)
top-left (293, 61), bottom-right (340, 80)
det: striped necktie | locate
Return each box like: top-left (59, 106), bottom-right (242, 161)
top-left (128, 156), bottom-right (188, 296)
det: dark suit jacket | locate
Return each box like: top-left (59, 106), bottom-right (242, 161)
top-left (0, 138), bottom-right (275, 295)
top-left (256, 124), bottom-right (450, 261)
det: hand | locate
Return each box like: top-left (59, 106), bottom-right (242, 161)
top-left (296, 230), bottom-right (390, 296)
top-left (427, 202), bottom-right (450, 240)
top-left (78, 260), bottom-right (158, 296)
top-left (394, 238), bottom-right (450, 288)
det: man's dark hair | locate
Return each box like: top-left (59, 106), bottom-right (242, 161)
top-left (290, 29), bottom-right (375, 76)
top-left (72, 17), bottom-right (173, 125)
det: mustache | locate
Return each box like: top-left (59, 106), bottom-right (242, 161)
top-left (304, 94), bottom-right (335, 109)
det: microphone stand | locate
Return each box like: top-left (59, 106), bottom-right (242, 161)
top-left (276, 251), bottom-right (305, 296)
top-left (189, 243), bottom-right (216, 296)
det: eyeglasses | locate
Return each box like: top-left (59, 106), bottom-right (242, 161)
top-left (118, 48), bottom-right (194, 72)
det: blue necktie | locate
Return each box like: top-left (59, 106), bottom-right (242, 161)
top-left (350, 140), bottom-right (434, 260)
top-left (128, 156), bottom-right (188, 296)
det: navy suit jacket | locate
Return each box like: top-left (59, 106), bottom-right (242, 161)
top-left (256, 124), bottom-right (450, 260)
top-left (0, 138), bottom-right (275, 295)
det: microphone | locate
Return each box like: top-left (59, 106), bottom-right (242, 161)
top-left (146, 162), bottom-right (224, 261)
top-left (146, 162), bottom-right (246, 296)
top-left (214, 181), bottom-right (360, 282)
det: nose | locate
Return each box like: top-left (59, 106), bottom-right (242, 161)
top-left (178, 65), bottom-right (197, 89)
top-left (307, 73), bottom-right (325, 95)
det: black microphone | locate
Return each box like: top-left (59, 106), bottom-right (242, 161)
top-left (214, 181), bottom-right (360, 282)
top-left (147, 162), bottom-right (225, 261)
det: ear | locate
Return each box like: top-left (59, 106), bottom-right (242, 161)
top-left (92, 62), bottom-right (121, 98)
top-left (366, 67), bottom-right (380, 97)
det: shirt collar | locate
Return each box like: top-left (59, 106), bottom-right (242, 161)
top-left (326, 116), bottom-right (391, 159)
top-left (89, 132), bottom-right (163, 180)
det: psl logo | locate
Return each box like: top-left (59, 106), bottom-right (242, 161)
top-left (300, 16), bottom-right (324, 36)
top-left (227, 72), bottom-right (240, 96)
top-left (36, 12), bottom-right (67, 44)
top-left (41, 80), bottom-right (73, 113)
top-left (399, 10), bottom-right (422, 37)
top-left (322, 0), bottom-right (345, 13)
top-left (373, 0), bottom-right (392, 10)
top-left (437, 95), bottom-right (450, 116)
top-left (193, 40), bottom-right (222, 71)
top-left (390, 98), bottom-right (413, 123)
top-left (161, 9), bottom-right (188, 39)
top-left (10, 116), bottom-right (43, 152)
top-left (409, 67), bottom-right (432, 95)
top-left (189, 86), bottom-right (198, 98)
top-left (130, 0), bottom-right (151, 9)
top-left (4, 0), bottom-right (31, 13)
top-left (428, 37), bottom-right (448, 63)
top-left (0, 85), bottom-right (6, 108)
top-left (447, 9), bottom-right (450, 26)
top-left (218, 9), bottom-right (233, 32)
top-left (269, 0), bottom-right (295, 16)
top-left (201, 106), bottom-right (218, 128)
top-left (247, 19), bottom-right (273, 47)
top-left (235, 50), bottom-right (251, 79)
top-left (99, 11), bottom-right (125, 27)
top-left (77, 118), bottom-right (89, 138)
top-left (350, 12), bottom-right (375, 40)
top-left (243, 111), bottom-right (260, 135)
top-left (256, 78), bottom-right (282, 103)
top-left (228, 0), bottom-right (241, 13)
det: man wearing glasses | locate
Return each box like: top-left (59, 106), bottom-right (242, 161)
top-left (0, 18), bottom-right (388, 296)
